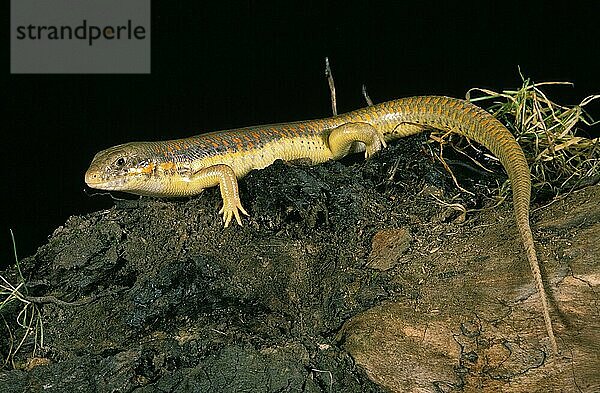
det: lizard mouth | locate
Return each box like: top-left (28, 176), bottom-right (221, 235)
top-left (84, 169), bottom-right (124, 190)
top-left (84, 169), bottom-right (105, 187)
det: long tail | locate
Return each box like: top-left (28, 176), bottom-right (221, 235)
top-left (382, 96), bottom-right (558, 354)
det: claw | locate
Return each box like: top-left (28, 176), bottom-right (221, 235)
top-left (219, 200), bottom-right (249, 227)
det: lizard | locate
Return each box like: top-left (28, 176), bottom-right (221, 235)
top-left (84, 95), bottom-right (559, 354)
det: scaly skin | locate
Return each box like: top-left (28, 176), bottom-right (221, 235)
top-left (85, 95), bottom-right (558, 354)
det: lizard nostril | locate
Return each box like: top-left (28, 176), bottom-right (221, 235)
top-left (85, 170), bottom-right (100, 185)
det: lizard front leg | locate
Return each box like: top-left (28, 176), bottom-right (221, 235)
top-left (191, 164), bottom-right (249, 227)
top-left (328, 122), bottom-right (387, 159)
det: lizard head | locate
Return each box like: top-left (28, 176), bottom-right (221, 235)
top-left (85, 142), bottom-right (157, 193)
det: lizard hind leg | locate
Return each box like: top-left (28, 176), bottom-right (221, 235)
top-left (328, 122), bottom-right (387, 160)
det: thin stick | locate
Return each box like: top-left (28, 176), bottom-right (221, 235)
top-left (362, 84), bottom-right (373, 106)
top-left (324, 57), bottom-right (337, 116)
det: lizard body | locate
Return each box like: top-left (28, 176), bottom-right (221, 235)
top-left (85, 95), bottom-right (558, 354)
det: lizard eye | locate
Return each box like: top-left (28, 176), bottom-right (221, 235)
top-left (115, 157), bottom-right (127, 167)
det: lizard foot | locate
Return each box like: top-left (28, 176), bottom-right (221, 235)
top-left (365, 130), bottom-right (387, 159)
top-left (219, 200), bottom-right (249, 227)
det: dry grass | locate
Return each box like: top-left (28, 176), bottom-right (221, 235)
top-left (465, 75), bottom-right (600, 198)
top-left (0, 230), bottom-right (44, 369)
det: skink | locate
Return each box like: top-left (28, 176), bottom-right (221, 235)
top-left (85, 95), bottom-right (558, 354)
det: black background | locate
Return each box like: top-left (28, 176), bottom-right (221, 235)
top-left (4, 2), bottom-right (599, 267)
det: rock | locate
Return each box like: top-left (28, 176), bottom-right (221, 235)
top-left (368, 228), bottom-right (412, 271)
top-left (339, 186), bottom-right (600, 393)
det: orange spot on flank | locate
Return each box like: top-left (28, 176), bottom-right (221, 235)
top-left (159, 161), bottom-right (176, 171)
